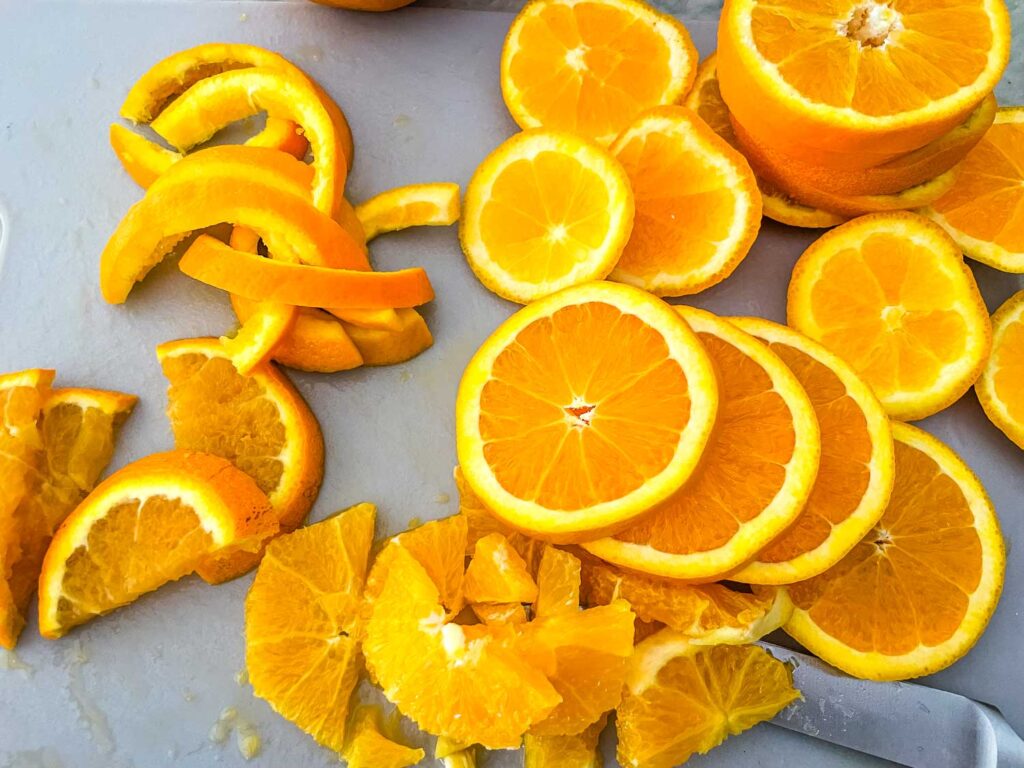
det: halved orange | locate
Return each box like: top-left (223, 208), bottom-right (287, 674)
top-left (463, 533), bottom-right (538, 604)
top-left (583, 306), bottom-right (819, 580)
top-left (729, 318), bottom-right (894, 585)
top-left (38, 450), bottom-right (277, 638)
top-left (356, 182), bottom-right (461, 242)
top-left (976, 291), bottom-right (1024, 450)
top-left (787, 212), bottom-right (992, 421)
top-left (501, 0), bottom-right (698, 146)
top-left (460, 130), bottom-right (634, 303)
top-left (718, 0), bottom-right (1011, 163)
top-left (456, 281), bottom-right (718, 542)
top-left (609, 106), bottom-right (761, 296)
top-left (924, 108), bottom-right (1024, 273)
top-left (780, 422), bottom-right (1005, 681)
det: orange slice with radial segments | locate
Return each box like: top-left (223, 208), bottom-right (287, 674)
top-left (976, 291), bottom-right (1024, 450)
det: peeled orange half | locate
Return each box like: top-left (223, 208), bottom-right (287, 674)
top-left (976, 291), bottom-right (1024, 450)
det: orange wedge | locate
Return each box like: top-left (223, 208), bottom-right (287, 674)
top-left (718, 0), bottom-right (1011, 163)
top-left (583, 306), bottom-right (819, 580)
top-left (456, 281), bottom-right (718, 542)
top-left (500, 0), bottom-right (698, 146)
top-left (38, 450), bottom-right (277, 638)
top-left (356, 183), bottom-right (461, 241)
top-left (787, 212), bottom-right (992, 421)
top-left (461, 129), bottom-right (634, 303)
top-left (977, 291), bottom-right (1024, 449)
top-left (609, 106), bottom-right (761, 296)
top-left (342, 705), bottom-right (425, 768)
top-left (246, 503), bottom-right (374, 752)
top-left (464, 533), bottom-right (538, 604)
top-left (924, 108), bottom-right (1024, 273)
top-left (524, 715), bottom-right (606, 768)
top-left (780, 422), bottom-right (1005, 681)
top-left (728, 318), bottom-right (894, 585)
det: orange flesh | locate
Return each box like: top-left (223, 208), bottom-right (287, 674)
top-left (993, 320), bottom-right (1024, 423)
top-left (479, 301), bottom-right (692, 512)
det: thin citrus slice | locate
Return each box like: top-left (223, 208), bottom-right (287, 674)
top-left (501, 0), bottom-right (698, 146)
top-left (618, 630), bottom-right (800, 768)
top-left (534, 545), bottom-right (581, 618)
top-left (524, 715), bottom-right (605, 768)
top-left (583, 306), bottom-right (819, 580)
top-left (718, 0), bottom-right (1011, 162)
top-left (780, 422), bottom-right (1005, 681)
top-left (976, 291), bottom-right (1024, 449)
top-left (464, 533), bottom-right (538, 604)
top-left (246, 503), bottom-right (374, 752)
top-left (221, 302), bottom-right (297, 376)
top-left (456, 281), bottom-right (718, 542)
top-left (787, 212), bottom-right (992, 420)
top-left (580, 558), bottom-right (791, 644)
top-left (924, 108), bottom-right (1024, 273)
top-left (728, 318), bottom-right (894, 584)
top-left (38, 450), bottom-right (277, 638)
top-left (157, 337), bottom-right (323, 583)
top-left (343, 705), bottom-right (425, 768)
top-left (460, 130), bottom-right (634, 303)
top-left (356, 183), bottom-right (461, 242)
top-left (609, 106), bottom-right (761, 296)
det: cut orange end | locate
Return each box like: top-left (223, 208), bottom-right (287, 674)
top-left (38, 450), bottom-right (277, 639)
top-left (781, 422), bottom-right (1005, 681)
top-left (584, 306), bottom-right (819, 580)
top-left (787, 212), bottom-right (992, 421)
top-left (609, 105), bottom-right (761, 296)
top-left (464, 533), bottom-right (539, 604)
top-left (356, 182), bottom-right (461, 242)
top-left (976, 291), bottom-right (1024, 450)
top-left (456, 281), bottom-right (718, 542)
top-left (501, 0), bottom-right (698, 146)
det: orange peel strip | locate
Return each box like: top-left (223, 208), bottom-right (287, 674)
top-left (221, 302), bottom-right (298, 376)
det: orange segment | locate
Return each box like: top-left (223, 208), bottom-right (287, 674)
top-left (787, 212), bottom-right (992, 420)
top-left (464, 533), bottom-right (539, 604)
top-left (781, 422), bottom-right (1006, 680)
top-left (524, 715), bottom-right (606, 768)
top-left (342, 705), bottom-right (425, 768)
top-left (456, 282), bottom-right (718, 542)
top-left (38, 450), bottom-right (277, 638)
top-left (500, 0), bottom-right (698, 146)
top-left (583, 306), bottom-right (820, 580)
top-left (609, 106), bottom-right (762, 296)
top-left (245, 503), bottom-right (375, 752)
top-left (534, 546), bottom-right (582, 618)
top-left (356, 183), bottom-right (461, 242)
top-left (221, 302), bottom-right (297, 376)
top-left (729, 318), bottom-right (895, 585)
top-left (976, 291), bottom-right (1024, 449)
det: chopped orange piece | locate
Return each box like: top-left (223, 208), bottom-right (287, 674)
top-left (524, 715), bottom-right (606, 768)
top-left (976, 291), bottom-right (1024, 449)
top-left (343, 705), bottom-right (425, 768)
top-left (534, 546), bottom-right (581, 618)
top-left (471, 602), bottom-right (529, 626)
top-left (464, 533), bottom-right (539, 604)
top-left (356, 182), bottom-right (461, 242)
top-left (337, 308), bottom-right (434, 366)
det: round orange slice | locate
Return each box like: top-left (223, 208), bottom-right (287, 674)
top-left (779, 422), bottom-right (1006, 681)
top-left (787, 212), bottom-right (992, 421)
top-left (727, 318), bottom-right (894, 585)
top-left (460, 129), bottom-right (634, 304)
top-left (356, 182), bottom-right (461, 242)
top-left (456, 281), bottom-right (718, 542)
top-left (38, 450), bottom-right (277, 639)
top-left (976, 290), bottom-right (1024, 450)
top-left (583, 307), bottom-right (819, 580)
top-left (608, 106), bottom-right (762, 296)
top-left (500, 0), bottom-right (698, 146)
top-left (924, 108), bottom-right (1024, 273)
top-left (718, 0), bottom-right (1011, 163)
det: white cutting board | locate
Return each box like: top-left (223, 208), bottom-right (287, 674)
top-left (0, 2), bottom-right (1021, 767)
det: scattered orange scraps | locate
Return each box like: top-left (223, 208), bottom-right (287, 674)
top-left (456, 281), bottom-right (718, 542)
top-left (728, 318), bottom-right (895, 585)
top-left (246, 503), bottom-right (375, 753)
top-left (976, 291), bottom-right (1024, 450)
top-left (501, 0), bottom-right (698, 146)
top-left (924, 108), bottom-right (1024, 273)
top-left (778, 422), bottom-right (1005, 681)
top-left (718, 0), bottom-right (1011, 162)
top-left (38, 450), bottom-right (277, 639)
top-left (609, 106), bottom-right (762, 296)
top-left (342, 705), bottom-right (425, 768)
top-left (787, 212), bottom-right (992, 421)
top-left (583, 306), bottom-right (820, 581)
top-left (157, 337), bottom-right (324, 584)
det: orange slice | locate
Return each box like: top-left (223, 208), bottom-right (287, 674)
top-left (464, 533), bottom-right (538, 604)
top-left (460, 129), bottom-right (634, 303)
top-left (779, 422), bottom-right (1005, 681)
top-left (583, 306), bottom-right (819, 580)
top-left (718, 0), bottom-right (1011, 163)
top-left (342, 705), bottom-right (425, 768)
top-left (246, 503), bottom-right (374, 752)
top-left (617, 631), bottom-right (800, 768)
top-left (728, 318), bottom-right (894, 584)
top-left (787, 212), bottom-right (992, 421)
top-left (977, 291), bottom-right (1024, 449)
top-left (609, 106), bottom-right (761, 296)
top-left (157, 337), bottom-right (323, 583)
top-left (924, 108), bottom-right (1024, 273)
top-left (500, 0), bottom-right (698, 146)
top-left (356, 183), bottom-right (461, 241)
top-left (524, 715), bottom-right (606, 768)
top-left (38, 450), bottom-right (277, 638)
top-left (456, 281), bottom-right (718, 542)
